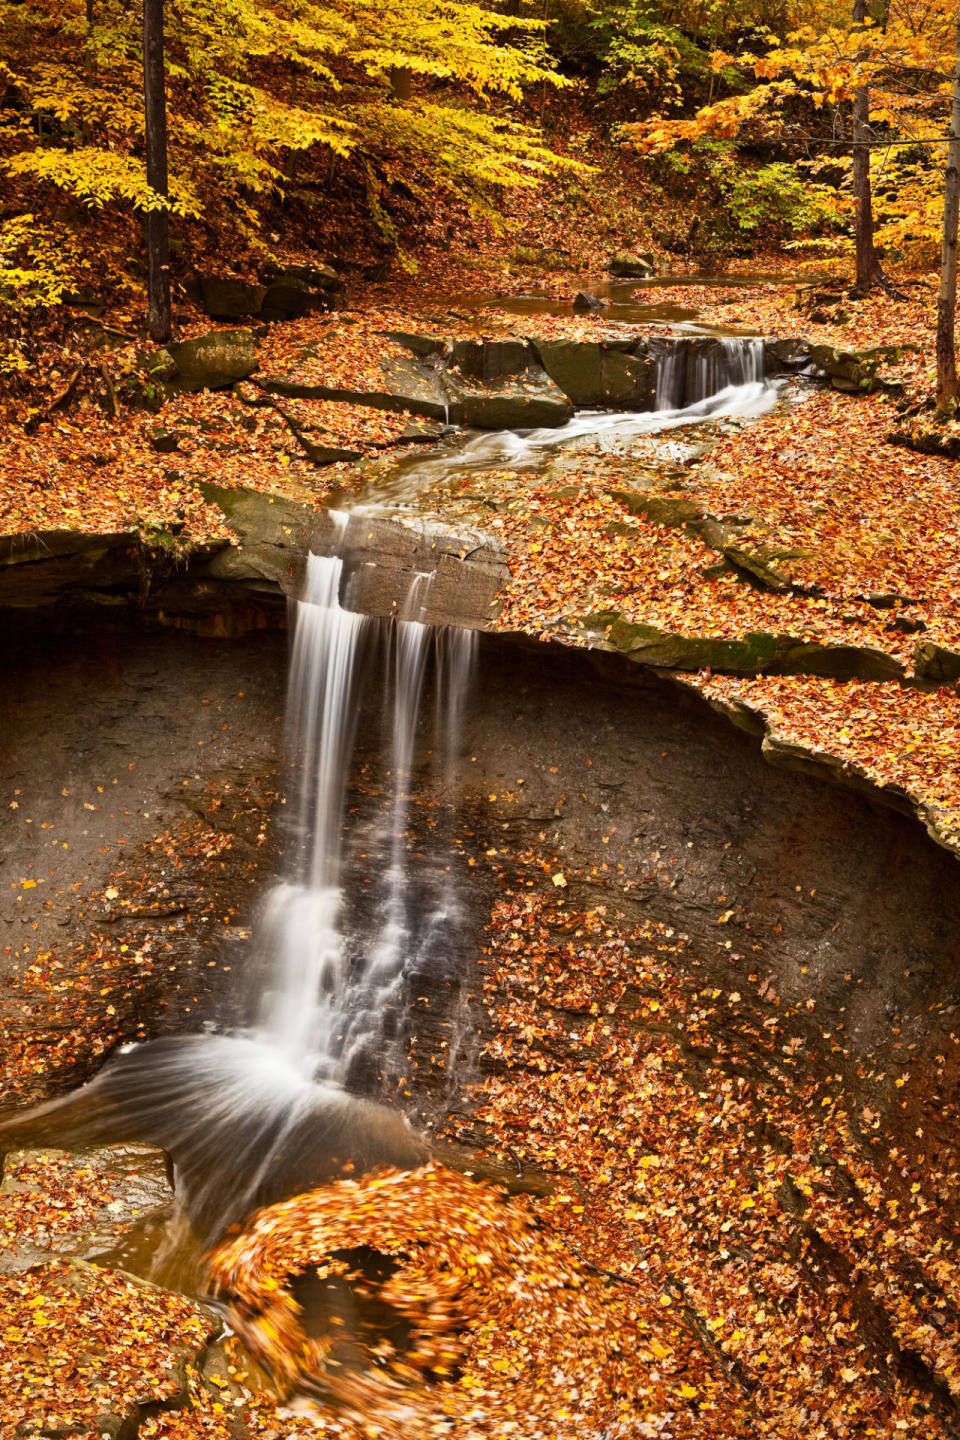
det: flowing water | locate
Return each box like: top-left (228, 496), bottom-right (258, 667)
top-left (0, 540), bottom-right (479, 1242)
top-left (0, 336), bottom-right (784, 1247)
top-left (370, 339), bottom-right (784, 505)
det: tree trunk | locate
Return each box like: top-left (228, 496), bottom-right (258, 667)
top-left (850, 0), bottom-right (884, 294)
top-left (143, 0), bottom-right (171, 343)
top-left (390, 67), bottom-right (413, 101)
top-left (936, 2), bottom-right (960, 416)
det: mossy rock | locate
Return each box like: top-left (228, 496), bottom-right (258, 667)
top-left (608, 250), bottom-right (656, 278)
top-left (581, 612), bottom-right (904, 680)
top-left (164, 329), bottom-right (258, 392)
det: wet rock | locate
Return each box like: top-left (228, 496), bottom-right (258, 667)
top-left (608, 250), bottom-right (656, 278)
top-left (573, 290), bottom-right (605, 313)
top-left (164, 329), bottom-right (258, 392)
top-left (0, 1144), bottom-right (174, 1274)
top-left (599, 348), bottom-right (655, 407)
top-left (332, 512), bottom-right (507, 629)
top-left (764, 337), bottom-right (810, 371)
top-left (455, 367), bottom-right (573, 429)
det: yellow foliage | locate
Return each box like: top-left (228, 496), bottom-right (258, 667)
top-left (0, 0), bottom-right (574, 266)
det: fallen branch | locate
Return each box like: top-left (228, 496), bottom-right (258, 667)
top-left (24, 365), bottom-right (84, 434)
top-left (99, 360), bottom-right (121, 421)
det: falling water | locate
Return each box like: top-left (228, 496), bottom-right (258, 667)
top-left (655, 337), bottom-right (767, 410)
top-left (258, 550), bottom-right (370, 1074)
top-left (257, 544), bottom-right (478, 1088)
top-left (0, 535), bottom-right (479, 1240)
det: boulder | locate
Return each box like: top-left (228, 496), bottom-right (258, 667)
top-left (261, 278), bottom-right (333, 321)
top-left (262, 260), bottom-right (341, 292)
top-left (197, 275), bottom-right (268, 319)
top-left (573, 290), bottom-right (605, 313)
top-left (807, 343), bottom-right (904, 394)
top-left (456, 368), bottom-right (573, 429)
top-left (149, 428), bottom-right (181, 453)
top-left (199, 482), bottom-right (317, 593)
top-left (534, 339), bottom-right (652, 408)
top-left (599, 348), bottom-right (654, 407)
top-left (914, 641), bottom-right (960, 685)
top-left (164, 328), bottom-right (258, 392)
top-left (764, 337), bottom-right (810, 372)
top-left (608, 250), bottom-right (656, 278)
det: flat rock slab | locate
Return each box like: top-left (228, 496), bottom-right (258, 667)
top-left (0, 1144), bottom-right (173, 1274)
top-left (583, 613), bottom-right (906, 682)
top-left (264, 350), bottom-right (573, 430)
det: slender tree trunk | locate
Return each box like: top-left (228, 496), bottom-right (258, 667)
top-left (143, 0), bottom-right (171, 342)
top-left (936, 3), bottom-right (960, 416)
top-left (851, 0), bottom-right (883, 293)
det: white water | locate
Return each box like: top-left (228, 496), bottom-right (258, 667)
top-left (383, 341), bottom-right (782, 494)
top-left (258, 544), bottom-right (476, 1085)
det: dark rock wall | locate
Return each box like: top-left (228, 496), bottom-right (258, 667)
top-left (3, 610), bottom-right (958, 1101)
top-left (453, 635), bottom-right (960, 1064)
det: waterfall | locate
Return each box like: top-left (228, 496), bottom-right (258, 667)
top-left (259, 548), bottom-right (476, 1086)
top-left (0, 540), bottom-right (481, 1240)
top-left (258, 552), bottom-right (370, 1073)
top-left (654, 337), bottom-right (767, 411)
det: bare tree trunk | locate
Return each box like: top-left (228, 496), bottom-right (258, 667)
top-left (936, 2), bottom-right (960, 416)
top-left (851, 0), bottom-right (884, 293)
top-left (143, 0), bottom-right (171, 342)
